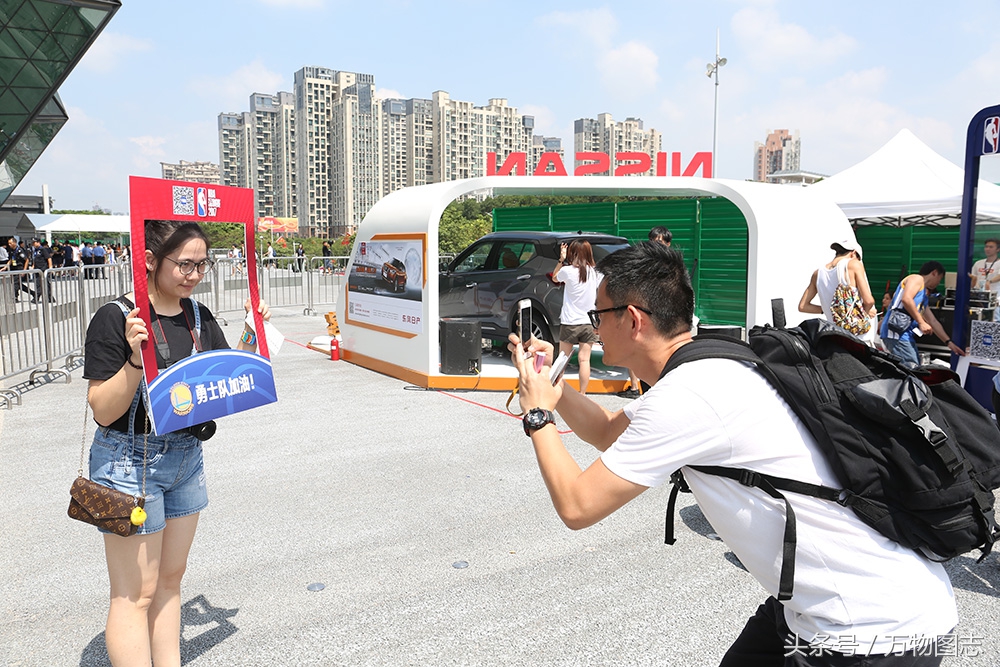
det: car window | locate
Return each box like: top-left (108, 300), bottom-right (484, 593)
top-left (453, 241), bottom-right (494, 273)
top-left (592, 242), bottom-right (630, 262)
top-left (497, 241), bottom-right (536, 269)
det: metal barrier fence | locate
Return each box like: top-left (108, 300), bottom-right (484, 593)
top-left (0, 257), bottom-right (346, 407)
top-left (0, 262), bottom-right (132, 407)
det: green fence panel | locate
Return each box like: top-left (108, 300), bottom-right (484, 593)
top-left (857, 224), bottom-right (1000, 298)
top-left (550, 203), bottom-right (617, 234)
top-left (490, 197), bottom-right (749, 327)
top-left (493, 207), bottom-right (550, 231)
top-left (615, 199), bottom-right (699, 245)
top-left (695, 198), bottom-right (748, 327)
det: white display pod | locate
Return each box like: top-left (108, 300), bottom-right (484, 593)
top-left (338, 176), bottom-right (853, 390)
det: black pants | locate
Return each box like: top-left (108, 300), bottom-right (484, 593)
top-left (719, 598), bottom-right (943, 666)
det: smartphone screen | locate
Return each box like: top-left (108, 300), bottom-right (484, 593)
top-left (517, 299), bottom-right (532, 355)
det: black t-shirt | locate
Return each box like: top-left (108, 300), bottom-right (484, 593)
top-left (83, 297), bottom-right (229, 433)
top-left (32, 246), bottom-right (51, 270)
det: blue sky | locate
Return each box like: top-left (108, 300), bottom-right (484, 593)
top-left (14, 0), bottom-right (1000, 213)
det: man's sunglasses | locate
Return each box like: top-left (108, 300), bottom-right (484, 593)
top-left (587, 304), bottom-right (652, 328)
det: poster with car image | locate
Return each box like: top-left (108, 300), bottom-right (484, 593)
top-left (346, 233), bottom-right (425, 337)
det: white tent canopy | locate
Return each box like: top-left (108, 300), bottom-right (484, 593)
top-left (25, 213), bottom-right (131, 235)
top-left (809, 128), bottom-right (1000, 224)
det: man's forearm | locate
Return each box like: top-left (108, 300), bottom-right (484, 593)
top-left (530, 424), bottom-right (591, 527)
top-left (555, 385), bottom-right (628, 451)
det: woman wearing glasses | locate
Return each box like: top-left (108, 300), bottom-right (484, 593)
top-left (551, 239), bottom-right (602, 394)
top-left (82, 221), bottom-right (269, 666)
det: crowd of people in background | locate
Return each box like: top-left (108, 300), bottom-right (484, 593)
top-left (0, 236), bottom-right (131, 304)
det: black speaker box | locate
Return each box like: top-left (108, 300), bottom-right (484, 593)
top-left (440, 318), bottom-right (482, 375)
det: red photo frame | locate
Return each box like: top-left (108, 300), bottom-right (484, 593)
top-left (128, 175), bottom-right (268, 383)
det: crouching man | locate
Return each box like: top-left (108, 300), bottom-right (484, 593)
top-left (511, 242), bottom-right (955, 666)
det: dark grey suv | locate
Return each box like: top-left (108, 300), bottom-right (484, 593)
top-left (439, 231), bottom-right (631, 343)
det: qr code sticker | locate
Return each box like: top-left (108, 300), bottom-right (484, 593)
top-left (969, 320), bottom-right (1000, 359)
top-left (172, 186), bottom-right (195, 216)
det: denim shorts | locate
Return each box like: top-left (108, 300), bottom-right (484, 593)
top-left (884, 337), bottom-right (920, 368)
top-left (89, 426), bottom-right (208, 535)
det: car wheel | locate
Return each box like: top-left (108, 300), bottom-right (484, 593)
top-left (530, 309), bottom-right (554, 346)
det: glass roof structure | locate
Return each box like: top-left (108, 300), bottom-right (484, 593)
top-left (0, 0), bottom-right (120, 204)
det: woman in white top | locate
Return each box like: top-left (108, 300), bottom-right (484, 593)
top-left (551, 240), bottom-right (602, 393)
top-left (798, 240), bottom-right (878, 344)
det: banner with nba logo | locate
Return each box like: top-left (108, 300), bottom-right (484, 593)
top-left (129, 176), bottom-right (278, 435)
top-left (984, 117), bottom-right (999, 155)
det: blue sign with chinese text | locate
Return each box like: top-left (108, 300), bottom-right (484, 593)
top-left (145, 349), bottom-right (277, 435)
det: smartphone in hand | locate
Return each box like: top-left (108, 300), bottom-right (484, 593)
top-left (549, 351), bottom-right (570, 385)
top-left (517, 299), bottom-right (532, 358)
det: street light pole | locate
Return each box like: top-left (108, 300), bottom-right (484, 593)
top-left (706, 29), bottom-right (727, 178)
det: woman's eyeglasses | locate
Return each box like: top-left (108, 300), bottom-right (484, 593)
top-left (164, 257), bottom-right (215, 275)
top-left (587, 304), bottom-right (652, 328)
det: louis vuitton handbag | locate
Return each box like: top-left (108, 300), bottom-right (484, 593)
top-left (68, 392), bottom-right (147, 537)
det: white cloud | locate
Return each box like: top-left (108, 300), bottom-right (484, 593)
top-left (537, 8), bottom-right (659, 99)
top-left (128, 135), bottom-right (167, 158)
top-left (188, 59), bottom-right (287, 112)
top-left (14, 107), bottom-right (135, 212)
top-left (538, 8), bottom-right (617, 50)
top-left (598, 41), bottom-right (659, 98)
top-left (730, 6), bottom-right (856, 71)
top-left (78, 32), bottom-right (152, 73)
top-left (375, 88), bottom-right (406, 101)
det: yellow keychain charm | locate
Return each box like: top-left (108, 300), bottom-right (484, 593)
top-left (131, 506), bottom-right (147, 526)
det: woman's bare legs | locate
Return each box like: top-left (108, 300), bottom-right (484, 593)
top-left (577, 342), bottom-right (593, 394)
top-left (148, 514), bottom-right (199, 667)
top-left (102, 513), bottom-right (199, 667)
top-left (104, 532), bottom-right (162, 667)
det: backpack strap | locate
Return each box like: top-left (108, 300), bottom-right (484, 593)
top-left (658, 334), bottom-right (843, 601)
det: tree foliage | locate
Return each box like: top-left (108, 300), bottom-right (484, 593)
top-left (438, 206), bottom-right (492, 255)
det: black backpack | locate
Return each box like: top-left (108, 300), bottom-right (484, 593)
top-left (662, 319), bottom-right (1000, 600)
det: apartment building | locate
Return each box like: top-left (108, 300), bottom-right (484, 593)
top-left (381, 97), bottom-right (435, 194)
top-left (753, 129), bottom-right (801, 182)
top-left (432, 92), bottom-right (535, 180)
top-left (246, 92), bottom-right (296, 218)
top-left (160, 160), bottom-right (221, 184)
top-left (532, 136), bottom-right (564, 165)
top-left (292, 66), bottom-right (335, 238)
top-left (330, 75), bottom-right (381, 237)
top-left (219, 64), bottom-right (660, 238)
top-left (573, 113), bottom-right (661, 175)
top-left (218, 112), bottom-right (251, 189)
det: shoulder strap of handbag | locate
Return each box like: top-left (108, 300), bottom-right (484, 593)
top-left (76, 300), bottom-right (149, 495)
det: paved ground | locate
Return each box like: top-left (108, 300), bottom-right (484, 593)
top-left (1, 308), bottom-right (999, 666)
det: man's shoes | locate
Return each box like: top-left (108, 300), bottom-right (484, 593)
top-left (617, 388), bottom-right (641, 399)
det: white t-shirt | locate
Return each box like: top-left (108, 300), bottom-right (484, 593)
top-left (555, 265), bottom-right (602, 326)
top-left (972, 257), bottom-right (1000, 293)
top-left (601, 358), bottom-right (957, 653)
